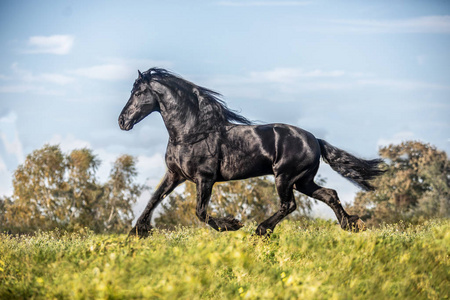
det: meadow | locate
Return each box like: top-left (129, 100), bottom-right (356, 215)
top-left (0, 219), bottom-right (448, 299)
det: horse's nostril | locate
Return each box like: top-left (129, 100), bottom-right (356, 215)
top-left (119, 116), bottom-right (124, 127)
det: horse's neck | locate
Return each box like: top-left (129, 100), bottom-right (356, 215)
top-left (158, 97), bottom-right (199, 141)
top-left (155, 82), bottom-right (224, 141)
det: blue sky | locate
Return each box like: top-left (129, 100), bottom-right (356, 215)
top-left (1, 0), bottom-right (449, 219)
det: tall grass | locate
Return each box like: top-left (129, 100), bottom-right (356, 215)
top-left (1, 219), bottom-right (448, 299)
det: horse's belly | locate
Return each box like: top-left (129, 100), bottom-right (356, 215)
top-left (217, 125), bottom-right (276, 181)
top-left (218, 153), bottom-right (273, 181)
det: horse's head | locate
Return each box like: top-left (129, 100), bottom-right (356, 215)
top-left (118, 70), bottom-right (160, 131)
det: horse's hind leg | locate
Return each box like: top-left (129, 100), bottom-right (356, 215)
top-left (255, 175), bottom-right (297, 236)
top-left (295, 181), bottom-right (366, 232)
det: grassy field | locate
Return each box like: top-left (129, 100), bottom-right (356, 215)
top-left (0, 219), bottom-right (449, 299)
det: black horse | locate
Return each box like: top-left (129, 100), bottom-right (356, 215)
top-left (119, 68), bottom-right (383, 237)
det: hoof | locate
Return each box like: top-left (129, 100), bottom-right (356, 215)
top-left (254, 226), bottom-right (273, 237)
top-left (128, 224), bottom-right (154, 238)
top-left (342, 215), bottom-right (366, 232)
top-left (215, 216), bottom-right (244, 232)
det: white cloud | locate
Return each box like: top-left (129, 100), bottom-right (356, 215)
top-left (249, 68), bottom-right (346, 83)
top-left (0, 164), bottom-right (13, 196)
top-left (0, 111), bottom-right (24, 197)
top-left (377, 131), bottom-right (415, 148)
top-left (330, 15), bottom-right (450, 34)
top-left (133, 153), bottom-right (167, 222)
top-left (0, 84), bottom-right (64, 95)
top-left (200, 67), bottom-right (368, 100)
top-left (37, 73), bottom-right (74, 85)
top-left (136, 153), bottom-right (166, 183)
top-left (217, 1), bottom-right (311, 6)
top-left (0, 156), bottom-right (6, 173)
top-left (0, 63), bottom-right (74, 95)
top-left (10, 63), bottom-right (74, 85)
top-left (71, 59), bottom-right (172, 81)
top-left (202, 67), bottom-right (448, 100)
top-left (26, 35), bottom-right (75, 55)
top-left (71, 64), bottom-right (134, 81)
top-left (94, 148), bottom-right (121, 182)
top-left (0, 111), bottom-right (24, 164)
top-left (48, 134), bottom-right (92, 153)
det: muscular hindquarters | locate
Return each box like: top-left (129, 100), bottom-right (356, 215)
top-left (271, 124), bottom-right (320, 181)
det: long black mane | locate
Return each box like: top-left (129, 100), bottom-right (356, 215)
top-left (141, 68), bottom-right (252, 127)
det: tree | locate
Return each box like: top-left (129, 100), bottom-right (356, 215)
top-left (347, 141), bottom-right (449, 226)
top-left (1, 144), bottom-right (145, 234)
top-left (103, 155), bottom-right (144, 233)
top-left (65, 148), bottom-right (104, 232)
top-left (155, 176), bottom-right (324, 230)
top-left (7, 145), bottom-right (68, 232)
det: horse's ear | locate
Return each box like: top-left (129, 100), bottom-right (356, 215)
top-left (138, 70), bottom-right (143, 79)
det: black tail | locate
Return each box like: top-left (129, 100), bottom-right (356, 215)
top-left (317, 139), bottom-right (384, 191)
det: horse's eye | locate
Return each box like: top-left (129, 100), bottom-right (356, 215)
top-left (135, 92), bottom-right (142, 97)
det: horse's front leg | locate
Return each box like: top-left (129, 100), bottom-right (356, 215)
top-left (195, 179), bottom-right (244, 232)
top-left (129, 171), bottom-right (185, 238)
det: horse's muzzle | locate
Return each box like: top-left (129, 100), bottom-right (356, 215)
top-left (118, 115), bottom-right (133, 131)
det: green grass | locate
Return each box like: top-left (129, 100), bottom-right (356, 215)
top-left (1, 219), bottom-right (449, 299)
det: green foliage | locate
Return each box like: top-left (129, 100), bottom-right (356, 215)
top-left (0, 219), bottom-right (448, 299)
top-left (104, 155), bottom-right (143, 233)
top-left (1, 144), bottom-right (145, 234)
top-left (155, 176), bottom-right (324, 229)
top-left (9, 145), bottom-right (68, 232)
top-left (348, 141), bottom-right (449, 227)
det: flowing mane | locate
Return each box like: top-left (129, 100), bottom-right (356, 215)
top-left (141, 68), bottom-right (252, 127)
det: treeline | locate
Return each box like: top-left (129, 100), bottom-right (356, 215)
top-left (0, 145), bottom-right (145, 234)
top-left (0, 141), bottom-right (448, 234)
